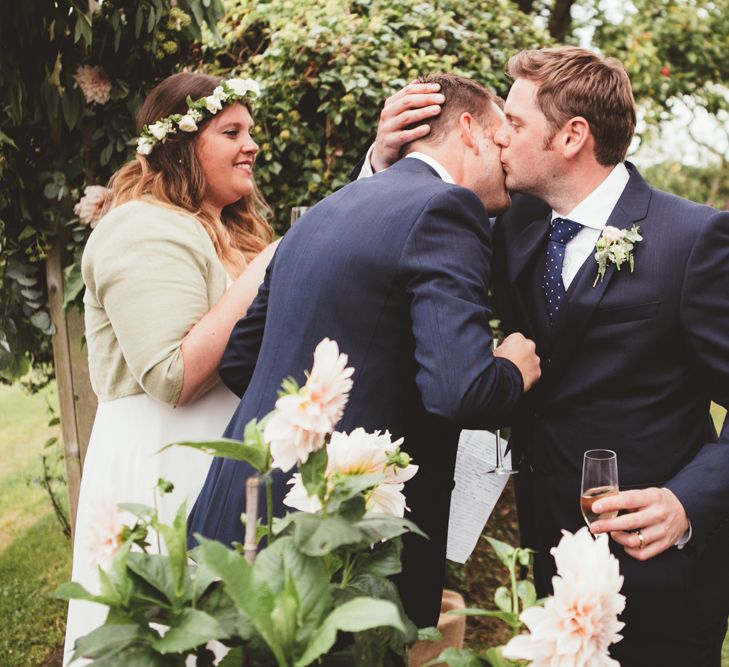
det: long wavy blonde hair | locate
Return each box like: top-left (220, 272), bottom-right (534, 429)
top-left (108, 72), bottom-right (273, 276)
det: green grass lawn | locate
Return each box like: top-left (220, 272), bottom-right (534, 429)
top-left (0, 382), bottom-right (71, 666)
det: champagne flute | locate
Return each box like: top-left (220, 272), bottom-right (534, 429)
top-left (486, 425), bottom-right (517, 475)
top-left (487, 337), bottom-right (517, 476)
top-left (580, 449), bottom-right (619, 528)
top-left (290, 206), bottom-right (310, 226)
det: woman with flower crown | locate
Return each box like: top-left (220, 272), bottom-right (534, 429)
top-left (64, 72), bottom-right (277, 664)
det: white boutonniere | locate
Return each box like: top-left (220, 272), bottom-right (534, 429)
top-left (593, 224), bottom-right (643, 286)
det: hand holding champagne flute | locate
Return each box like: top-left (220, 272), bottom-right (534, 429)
top-left (581, 449), bottom-right (619, 530)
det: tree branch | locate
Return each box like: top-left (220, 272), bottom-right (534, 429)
top-left (683, 99), bottom-right (729, 162)
top-left (42, 453), bottom-right (72, 538)
top-left (548, 0), bottom-right (576, 41)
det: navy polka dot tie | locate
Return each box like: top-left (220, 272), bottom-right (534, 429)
top-left (543, 217), bottom-right (583, 323)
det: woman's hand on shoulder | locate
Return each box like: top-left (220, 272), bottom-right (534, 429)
top-left (176, 238), bottom-right (280, 406)
top-left (238, 238), bottom-right (280, 283)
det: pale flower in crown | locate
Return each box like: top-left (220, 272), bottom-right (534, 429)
top-left (204, 95), bottom-right (223, 113)
top-left (212, 85), bottom-right (229, 102)
top-left (227, 78), bottom-right (261, 97)
top-left (136, 77), bottom-right (261, 155)
top-left (177, 114), bottom-right (198, 132)
top-left (149, 119), bottom-right (173, 141)
top-left (137, 137), bottom-right (154, 155)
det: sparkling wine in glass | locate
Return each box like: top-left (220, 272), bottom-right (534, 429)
top-left (580, 449), bottom-right (619, 528)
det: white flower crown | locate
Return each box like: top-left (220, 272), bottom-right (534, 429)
top-left (136, 77), bottom-right (261, 156)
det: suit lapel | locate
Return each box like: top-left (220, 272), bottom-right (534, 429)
top-left (506, 213), bottom-right (551, 338)
top-left (546, 165), bottom-right (653, 381)
top-left (507, 214), bottom-right (551, 285)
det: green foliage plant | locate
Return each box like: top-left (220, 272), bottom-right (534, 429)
top-left (58, 353), bottom-right (425, 666)
top-left (421, 538), bottom-right (538, 667)
top-left (207, 0), bottom-right (551, 232)
top-left (590, 0), bottom-right (729, 124)
top-left (0, 0), bottom-right (224, 386)
top-left (643, 160), bottom-right (728, 210)
top-left (4, 0), bottom-right (727, 388)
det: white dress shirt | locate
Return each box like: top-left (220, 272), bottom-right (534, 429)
top-left (555, 163), bottom-right (691, 547)
top-left (356, 144), bottom-right (378, 180)
top-left (404, 152), bottom-right (455, 183)
top-left (554, 163), bottom-right (630, 289)
top-left (358, 145), bottom-right (456, 184)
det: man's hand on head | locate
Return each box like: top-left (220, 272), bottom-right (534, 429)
top-left (371, 81), bottom-right (444, 172)
top-left (590, 487), bottom-right (690, 561)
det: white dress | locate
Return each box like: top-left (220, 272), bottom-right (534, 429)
top-left (63, 201), bottom-right (244, 665)
top-left (63, 383), bottom-right (239, 665)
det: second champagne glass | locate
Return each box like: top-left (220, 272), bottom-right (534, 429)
top-left (580, 449), bottom-right (619, 528)
top-left (290, 206), bottom-right (310, 226)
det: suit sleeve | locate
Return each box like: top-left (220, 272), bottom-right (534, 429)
top-left (491, 213), bottom-right (519, 336)
top-left (665, 209), bottom-right (729, 548)
top-left (398, 187), bottom-right (523, 428)
top-left (218, 253), bottom-right (274, 397)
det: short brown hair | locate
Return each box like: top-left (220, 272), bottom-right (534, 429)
top-left (507, 47), bottom-right (636, 166)
top-left (108, 72), bottom-right (272, 276)
top-left (403, 73), bottom-right (499, 152)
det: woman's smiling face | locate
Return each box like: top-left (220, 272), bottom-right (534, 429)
top-left (196, 102), bottom-right (259, 212)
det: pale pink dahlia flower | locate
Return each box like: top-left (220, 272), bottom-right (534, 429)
top-left (73, 65), bottom-right (112, 105)
top-left (284, 428), bottom-right (418, 517)
top-left (503, 528), bottom-right (626, 667)
top-left (264, 338), bottom-right (354, 472)
top-left (74, 185), bottom-right (111, 228)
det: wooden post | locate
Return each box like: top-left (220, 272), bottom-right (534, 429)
top-left (46, 238), bottom-right (97, 541)
top-left (244, 476), bottom-right (260, 563)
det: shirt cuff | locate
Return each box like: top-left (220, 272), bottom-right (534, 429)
top-left (676, 522), bottom-right (692, 549)
top-left (356, 144), bottom-right (377, 179)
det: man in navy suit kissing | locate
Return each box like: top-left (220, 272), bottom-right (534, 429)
top-left (189, 73), bottom-right (541, 629)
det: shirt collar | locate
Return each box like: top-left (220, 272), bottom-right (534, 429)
top-left (405, 152), bottom-right (455, 184)
top-left (551, 163), bottom-right (630, 231)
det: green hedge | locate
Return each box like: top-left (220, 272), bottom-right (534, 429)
top-left (208, 0), bottom-right (550, 231)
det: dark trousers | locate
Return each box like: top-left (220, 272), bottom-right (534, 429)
top-left (610, 616), bottom-right (726, 667)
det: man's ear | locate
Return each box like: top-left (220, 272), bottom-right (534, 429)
top-left (458, 112), bottom-right (480, 152)
top-left (560, 116), bottom-right (591, 159)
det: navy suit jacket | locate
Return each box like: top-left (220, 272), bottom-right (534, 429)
top-left (189, 158), bottom-right (523, 627)
top-left (493, 164), bottom-right (729, 663)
